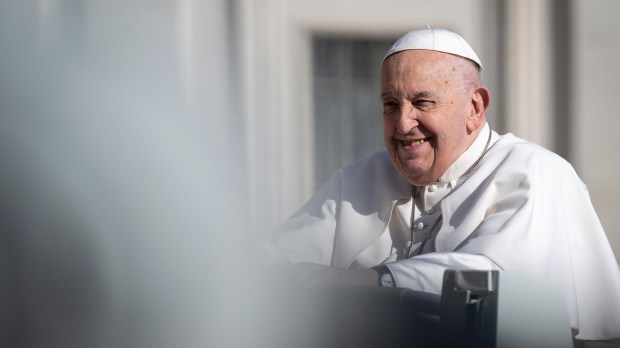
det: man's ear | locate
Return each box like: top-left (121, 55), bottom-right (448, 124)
top-left (466, 86), bottom-right (490, 132)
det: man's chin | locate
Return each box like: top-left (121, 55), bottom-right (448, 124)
top-left (395, 162), bottom-right (434, 186)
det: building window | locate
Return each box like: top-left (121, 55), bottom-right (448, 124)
top-left (312, 35), bottom-right (395, 189)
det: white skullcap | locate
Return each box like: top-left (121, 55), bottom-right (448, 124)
top-left (384, 26), bottom-right (483, 70)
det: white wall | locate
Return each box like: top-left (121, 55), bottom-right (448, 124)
top-left (572, 0), bottom-right (620, 262)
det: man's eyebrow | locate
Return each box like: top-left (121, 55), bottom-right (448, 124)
top-left (380, 91), bottom-right (435, 99)
top-left (412, 91), bottom-right (434, 99)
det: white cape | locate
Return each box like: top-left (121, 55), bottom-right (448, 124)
top-left (265, 133), bottom-right (620, 340)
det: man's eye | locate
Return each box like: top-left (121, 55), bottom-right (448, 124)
top-left (414, 100), bottom-right (434, 110)
top-left (383, 101), bottom-right (398, 114)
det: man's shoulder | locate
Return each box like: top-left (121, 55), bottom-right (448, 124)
top-left (490, 133), bottom-right (576, 174)
top-left (494, 133), bottom-right (568, 162)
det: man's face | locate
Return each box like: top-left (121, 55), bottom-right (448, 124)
top-left (380, 50), bottom-right (479, 186)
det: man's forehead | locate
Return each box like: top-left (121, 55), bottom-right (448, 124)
top-left (383, 49), bottom-right (456, 66)
top-left (380, 54), bottom-right (455, 98)
top-left (380, 50), bottom-right (456, 81)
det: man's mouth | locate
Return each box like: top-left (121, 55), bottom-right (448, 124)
top-left (402, 139), bottom-right (426, 146)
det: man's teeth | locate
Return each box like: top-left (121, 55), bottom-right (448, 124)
top-left (403, 139), bottom-right (425, 146)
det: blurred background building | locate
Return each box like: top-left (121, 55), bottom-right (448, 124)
top-left (0, 0), bottom-right (618, 347)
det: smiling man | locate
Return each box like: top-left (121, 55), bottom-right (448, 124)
top-left (381, 48), bottom-right (488, 187)
top-left (262, 27), bottom-right (620, 344)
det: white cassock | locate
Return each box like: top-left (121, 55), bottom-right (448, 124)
top-left (262, 123), bottom-right (620, 341)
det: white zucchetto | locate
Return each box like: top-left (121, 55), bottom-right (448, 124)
top-left (384, 26), bottom-right (483, 70)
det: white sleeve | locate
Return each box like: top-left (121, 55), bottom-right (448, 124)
top-left (385, 252), bottom-right (501, 294)
top-left (262, 170), bottom-right (343, 266)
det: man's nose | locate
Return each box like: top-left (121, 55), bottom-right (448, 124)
top-left (395, 106), bottom-right (418, 134)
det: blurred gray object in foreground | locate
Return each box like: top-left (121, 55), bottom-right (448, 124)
top-left (441, 270), bottom-right (573, 348)
top-left (268, 270), bottom-right (573, 348)
top-left (0, 1), bottom-right (256, 347)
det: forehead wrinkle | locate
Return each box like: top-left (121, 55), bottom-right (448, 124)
top-left (380, 90), bottom-right (435, 100)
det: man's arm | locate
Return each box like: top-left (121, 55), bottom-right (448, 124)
top-left (263, 170), bottom-right (343, 266)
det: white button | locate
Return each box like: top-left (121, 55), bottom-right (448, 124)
top-left (415, 222), bottom-right (425, 230)
top-left (429, 184), bottom-right (438, 192)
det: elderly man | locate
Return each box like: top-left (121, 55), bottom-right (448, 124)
top-left (262, 27), bottom-right (620, 344)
